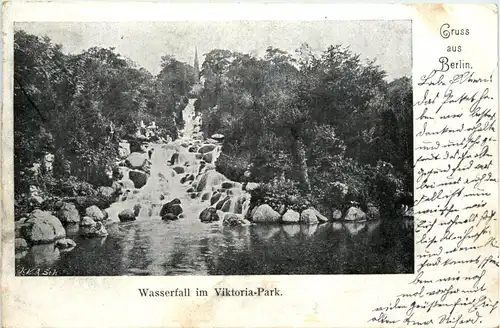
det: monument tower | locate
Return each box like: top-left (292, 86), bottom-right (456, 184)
top-left (194, 47), bottom-right (200, 82)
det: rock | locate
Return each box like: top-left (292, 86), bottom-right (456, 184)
top-left (205, 138), bottom-right (218, 144)
top-left (210, 192), bottom-right (222, 205)
top-left (162, 213), bottom-right (179, 221)
top-left (251, 204), bottom-right (281, 223)
top-left (55, 238), bottom-right (76, 249)
top-left (216, 196), bottom-right (230, 211)
top-left (160, 201), bottom-right (183, 217)
top-left (170, 153), bottom-right (179, 165)
top-left (20, 210), bottom-right (66, 244)
top-left (282, 209), bottom-right (300, 223)
top-left (81, 222), bottom-right (108, 237)
top-left (344, 207), bottom-right (367, 222)
top-left (98, 186), bottom-right (116, 199)
top-left (300, 209), bottom-right (319, 224)
top-left (198, 144), bottom-right (216, 154)
top-left (170, 198), bottom-right (181, 205)
top-left (313, 208), bottom-right (329, 223)
top-left (188, 146), bottom-right (198, 153)
top-left (221, 199), bottom-right (232, 212)
top-left (118, 209), bottom-right (136, 222)
top-left (172, 166), bottom-right (185, 174)
top-left (85, 205), bottom-right (105, 222)
top-left (211, 133), bottom-right (225, 141)
top-left (195, 153), bottom-right (203, 160)
top-left (57, 202), bottom-right (80, 224)
top-left (120, 179), bottom-right (135, 189)
top-left (221, 181), bottom-right (236, 189)
top-left (125, 152), bottom-right (148, 170)
top-left (366, 204), bottom-right (381, 220)
top-left (234, 196), bottom-right (247, 214)
top-left (223, 213), bottom-right (251, 227)
top-left (199, 207), bottom-right (220, 222)
top-left (201, 192), bottom-right (212, 202)
top-left (80, 216), bottom-right (96, 227)
top-left (15, 218), bottom-right (27, 238)
top-left (133, 203), bottom-right (142, 216)
top-left (15, 238), bottom-right (28, 250)
top-left (197, 171), bottom-right (227, 192)
top-left (129, 170), bottom-right (148, 189)
top-left (202, 152), bottom-right (213, 163)
top-left (118, 141), bottom-right (131, 158)
top-left (244, 182), bottom-right (260, 192)
top-left (332, 209), bottom-right (342, 220)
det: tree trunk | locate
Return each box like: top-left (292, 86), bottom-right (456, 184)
top-left (291, 129), bottom-right (310, 192)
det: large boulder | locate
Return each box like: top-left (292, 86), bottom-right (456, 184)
top-left (125, 152), bottom-right (148, 170)
top-left (81, 222), bottom-right (108, 237)
top-left (300, 209), bottom-right (319, 224)
top-left (57, 202), bottom-right (80, 224)
top-left (120, 179), bottom-right (135, 190)
top-left (313, 209), bottom-right (329, 223)
top-left (282, 209), bottom-right (300, 223)
top-left (198, 144), bottom-right (216, 154)
top-left (129, 170), bottom-right (148, 188)
top-left (223, 213), bottom-right (251, 227)
top-left (133, 203), bottom-right (142, 216)
top-left (332, 209), bottom-right (343, 220)
top-left (118, 141), bottom-right (131, 158)
top-left (201, 192), bottom-right (212, 202)
top-left (221, 199), bottom-right (232, 212)
top-left (199, 207), bottom-right (219, 223)
top-left (55, 238), bottom-right (77, 249)
top-left (80, 216), bottom-right (96, 227)
top-left (162, 213), bottom-right (179, 221)
top-left (211, 134), bottom-right (225, 142)
top-left (234, 196), bottom-right (247, 214)
top-left (210, 192), bottom-right (222, 205)
top-left (344, 207), bottom-right (367, 222)
top-left (251, 204), bottom-right (281, 223)
top-left (118, 209), bottom-right (136, 222)
top-left (160, 200), bottom-right (183, 217)
top-left (172, 166), bottom-right (185, 174)
top-left (202, 152), bottom-right (214, 163)
top-left (20, 210), bottom-right (66, 244)
top-left (15, 238), bottom-right (28, 250)
top-left (244, 182), bottom-right (260, 192)
top-left (216, 195), bottom-right (231, 211)
top-left (98, 186), bottom-right (116, 199)
top-left (196, 171), bottom-right (227, 192)
top-left (85, 205), bottom-right (105, 222)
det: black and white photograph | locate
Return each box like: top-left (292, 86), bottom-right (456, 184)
top-left (14, 20), bottom-right (413, 276)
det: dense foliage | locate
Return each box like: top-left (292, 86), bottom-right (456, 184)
top-left (14, 30), bottom-right (195, 217)
top-left (198, 45), bottom-right (412, 216)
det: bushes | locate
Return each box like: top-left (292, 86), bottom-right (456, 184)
top-left (215, 152), bottom-right (250, 182)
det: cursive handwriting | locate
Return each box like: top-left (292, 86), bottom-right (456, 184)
top-left (369, 41), bottom-right (498, 326)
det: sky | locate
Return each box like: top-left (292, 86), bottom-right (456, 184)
top-left (16, 21), bottom-right (411, 80)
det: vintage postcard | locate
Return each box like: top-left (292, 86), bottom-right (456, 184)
top-left (1, 2), bottom-right (498, 327)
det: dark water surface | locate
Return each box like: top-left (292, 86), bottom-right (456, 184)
top-left (16, 217), bottom-right (414, 276)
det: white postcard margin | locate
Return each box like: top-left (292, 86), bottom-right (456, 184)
top-left (1, 3), bottom-right (498, 328)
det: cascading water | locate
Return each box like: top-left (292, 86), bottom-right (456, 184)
top-left (105, 98), bottom-right (234, 223)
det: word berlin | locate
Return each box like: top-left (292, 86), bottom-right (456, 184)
top-left (138, 287), bottom-right (282, 297)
